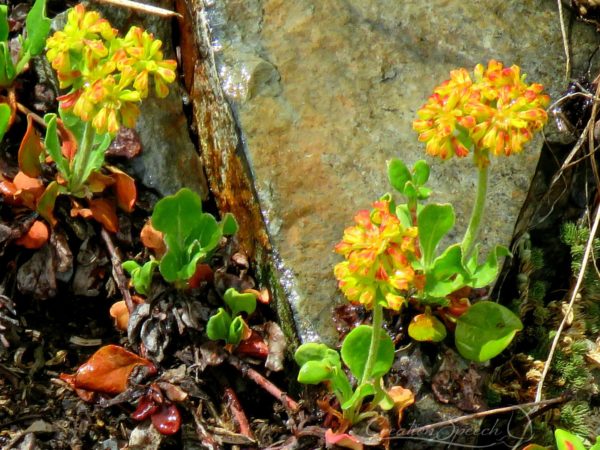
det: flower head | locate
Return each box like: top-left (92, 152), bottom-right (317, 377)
top-left (412, 60), bottom-right (550, 167)
top-left (334, 201), bottom-right (418, 311)
top-left (46, 5), bottom-right (177, 135)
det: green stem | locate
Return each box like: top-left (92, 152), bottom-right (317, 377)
top-left (359, 302), bottom-right (383, 385)
top-left (461, 165), bottom-right (488, 258)
top-left (70, 121), bottom-right (95, 193)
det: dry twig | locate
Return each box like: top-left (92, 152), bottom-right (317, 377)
top-left (91, 0), bottom-right (182, 18)
top-left (100, 228), bottom-right (135, 314)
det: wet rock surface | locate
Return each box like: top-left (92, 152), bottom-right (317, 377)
top-left (196, 0), bottom-right (599, 344)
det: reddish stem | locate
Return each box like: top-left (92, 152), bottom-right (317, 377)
top-left (226, 353), bottom-right (300, 412)
top-left (223, 387), bottom-right (254, 440)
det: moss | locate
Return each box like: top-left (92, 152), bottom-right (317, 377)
top-left (559, 401), bottom-right (592, 438)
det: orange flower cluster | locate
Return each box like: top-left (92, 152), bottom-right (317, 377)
top-left (334, 201), bottom-right (418, 311)
top-left (46, 5), bottom-right (177, 135)
top-left (412, 60), bottom-right (549, 167)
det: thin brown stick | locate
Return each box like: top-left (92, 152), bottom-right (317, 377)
top-left (557, 0), bottom-right (571, 80)
top-left (223, 387), bottom-right (255, 440)
top-left (400, 396), bottom-right (566, 436)
top-left (91, 0), bottom-right (182, 18)
top-left (100, 228), bottom-right (135, 314)
top-left (15, 103), bottom-right (46, 128)
top-left (225, 353), bottom-right (300, 412)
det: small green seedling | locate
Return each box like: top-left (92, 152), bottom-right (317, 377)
top-left (295, 324), bottom-right (399, 424)
top-left (206, 288), bottom-right (256, 345)
top-left (147, 188), bottom-right (238, 288)
top-left (122, 260), bottom-right (158, 296)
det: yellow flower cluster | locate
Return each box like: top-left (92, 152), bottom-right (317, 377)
top-left (413, 60), bottom-right (550, 167)
top-left (334, 201), bottom-right (418, 311)
top-left (46, 5), bottom-right (177, 135)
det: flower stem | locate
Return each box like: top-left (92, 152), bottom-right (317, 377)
top-left (360, 302), bottom-right (383, 385)
top-left (70, 121), bottom-right (96, 194)
top-left (461, 165), bottom-right (488, 258)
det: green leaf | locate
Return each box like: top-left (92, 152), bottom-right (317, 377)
top-left (22, 0), bottom-right (51, 56)
top-left (297, 360), bottom-right (335, 384)
top-left (418, 203), bottom-right (455, 267)
top-left (554, 429), bottom-right (587, 450)
top-left (224, 288), bottom-right (256, 317)
top-left (221, 212), bottom-right (238, 236)
top-left (417, 186), bottom-right (432, 200)
top-left (0, 42), bottom-right (16, 86)
top-left (403, 181), bottom-right (418, 198)
top-left (0, 102), bottom-right (10, 142)
top-left (123, 260), bottom-right (158, 296)
top-left (395, 205), bottom-right (412, 228)
top-left (0, 5), bottom-right (8, 42)
top-left (425, 244), bottom-right (469, 298)
top-left (467, 245), bottom-right (511, 288)
top-left (43, 114), bottom-right (70, 179)
top-left (294, 342), bottom-right (341, 367)
top-left (228, 316), bottom-right (245, 345)
top-left (36, 181), bottom-right (63, 226)
top-left (206, 308), bottom-right (232, 342)
top-left (408, 313), bottom-right (447, 342)
top-left (341, 325), bottom-right (395, 380)
top-left (153, 188), bottom-right (204, 236)
top-left (455, 301), bottom-right (523, 362)
top-left (152, 188), bottom-right (223, 284)
top-left (589, 436), bottom-right (600, 450)
top-left (387, 158), bottom-right (412, 194)
top-left (412, 160), bottom-right (430, 186)
top-left (341, 383), bottom-right (375, 411)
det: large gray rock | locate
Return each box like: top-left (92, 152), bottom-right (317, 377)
top-left (201, 0), bottom-right (598, 344)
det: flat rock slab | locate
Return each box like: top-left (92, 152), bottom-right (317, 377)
top-left (204, 0), bottom-right (597, 343)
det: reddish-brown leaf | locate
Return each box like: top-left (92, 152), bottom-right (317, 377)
top-left (71, 198), bottom-right (120, 233)
top-left (151, 403), bottom-right (181, 435)
top-left (13, 171), bottom-right (44, 209)
top-left (0, 179), bottom-right (18, 204)
top-left (14, 220), bottom-right (49, 249)
top-left (140, 220), bottom-right (166, 257)
top-left (235, 330), bottom-right (269, 359)
top-left (187, 263), bottom-right (213, 288)
top-left (18, 115), bottom-right (43, 178)
top-left (61, 345), bottom-right (156, 395)
top-left (387, 386), bottom-right (415, 427)
top-left (107, 166), bottom-right (136, 212)
top-left (86, 171), bottom-right (115, 194)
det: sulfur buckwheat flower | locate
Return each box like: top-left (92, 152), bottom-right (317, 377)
top-left (46, 5), bottom-right (177, 135)
top-left (412, 60), bottom-right (550, 167)
top-left (334, 201), bottom-right (418, 311)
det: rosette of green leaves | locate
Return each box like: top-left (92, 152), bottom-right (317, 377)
top-left (295, 324), bottom-right (396, 423)
top-left (0, 0), bottom-right (51, 140)
top-left (151, 188), bottom-right (238, 287)
top-left (386, 158), bottom-right (523, 361)
top-left (206, 288), bottom-right (256, 345)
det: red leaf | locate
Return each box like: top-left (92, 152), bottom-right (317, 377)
top-left (151, 403), bottom-right (181, 435)
top-left (107, 166), bottom-right (137, 212)
top-left (131, 394), bottom-right (159, 421)
top-left (18, 115), bottom-right (43, 178)
top-left (60, 345), bottom-right (156, 395)
top-left (235, 330), bottom-right (269, 359)
top-left (14, 220), bottom-right (49, 249)
top-left (187, 263), bottom-right (213, 288)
